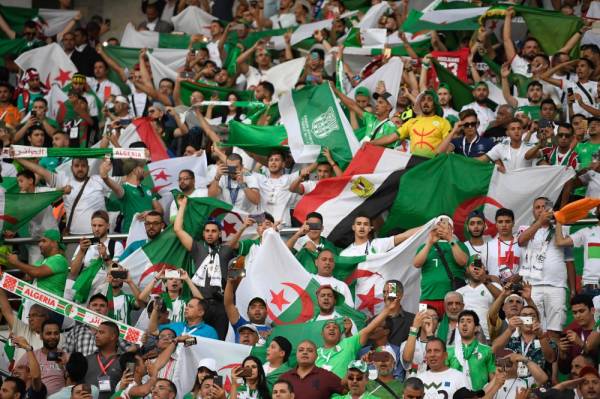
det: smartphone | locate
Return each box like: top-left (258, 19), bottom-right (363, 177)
top-left (184, 337), bottom-right (197, 347)
top-left (47, 351), bottom-right (61, 361)
top-left (165, 270), bottom-right (180, 279)
top-left (111, 270), bottom-right (128, 279)
top-left (473, 255), bottom-right (483, 269)
top-left (418, 303), bottom-right (428, 313)
top-left (567, 87), bottom-right (574, 96)
top-left (214, 375), bottom-right (223, 387)
top-left (81, 384), bottom-right (92, 394)
top-left (307, 222), bottom-right (322, 231)
top-left (538, 119), bottom-right (553, 129)
top-left (227, 267), bottom-right (246, 279)
top-left (89, 236), bottom-right (100, 245)
top-left (388, 282), bottom-right (397, 298)
top-left (371, 352), bottom-right (389, 362)
top-left (238, 366), bottom-right (253, 377)
top-left (227, 165), bottom-right (237, 175)
top-left (520, 316), bottom-right (533, 325)
top-left (126, 361), bottom-right (136, 374)
top-left (250, 213), bottom-right (265, 224)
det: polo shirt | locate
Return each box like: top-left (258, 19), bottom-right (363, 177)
top-left (84, 352), bottom-right (122, 399)
top-left (362, 112), bottom-right (397, 142)
top-left (447, 340), bottom-right (496, 390)
top-left (315, 334), bottom-right (362, 378)
top-left (451, 135), bottom-right (495, 157)
top-left (280, 366), bottom-right (344, 399)
top-left (34, 254), bottom-right (69, 296)
top-left (159, 321), bottom-right (219, 340)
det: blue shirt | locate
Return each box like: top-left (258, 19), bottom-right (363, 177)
top-left (232, 316), bottom-right (271, 343)
top-left (452, 135), bottom-right (495, 157)
top-left (117, 239), bottom-right (148, 261)
top-left (160, 321), bottom-right (219, 340)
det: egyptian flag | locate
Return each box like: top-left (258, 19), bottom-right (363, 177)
top-left (293, 144), bottom-right (426, 247)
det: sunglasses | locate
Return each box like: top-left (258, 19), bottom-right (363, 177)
top-left (347, 376), bottom-right (364, 382)
top-left (557, 133), bottom-right (572, 138)
top-left (462, 122), bottom-right (478, 128)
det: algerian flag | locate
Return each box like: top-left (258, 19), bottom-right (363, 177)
top-left (352, 219), bottom-right (433, 316)
top-left (236, 229), bottom-right (365, 326)
top-left (261, 57), bottom-right (307, 98)
top-left (0, 188), bottom-right (63, 233)
top-left (0, 5), bottom-right (78, 38)
top-left (279, 83), bottom-right (360, 169)
top-left (119, 117), bottom-right (170, 162)
top-left (173, 338), bottom-right (251, 398)
top-left (120, 23), bottom-right (191, 49)
top-left (420, 7), bottom-right (490, 24)
top-left (179, 81), bottom-right (254, 105)
top-left (358, 1), bottom-right (391, 28)
top-left (147, 51), bottom-right (180, 88)
top-left (359, 29), bottom-right (387, 48)
top-left (144, 154), bottom-right (208, 197)
top-left (15, 43), bottom-right (77, 88)
top-left (171, 5), bottom-right (218, 36)
top-left (120, 197), bottom-right (232, 293)
top-left (222, 121), bottom-right (287, 156)
top-left (348, 57), bottom-right (403, 114)
top-left (433, 60), bottom-right (496, 111)
top-left (269, 19), bottom-right (333, 50)
top-left (381, 154), bottom-right (575, 239)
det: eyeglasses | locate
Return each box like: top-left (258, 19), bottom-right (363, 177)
top-left (462, 122), bottom-right (478, 128)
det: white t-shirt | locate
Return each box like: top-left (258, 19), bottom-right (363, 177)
top-left (579, 170), bottom-right (600, 199)
top-left (569, 225), bottom-right (600, 285)
top-left (217, 173), bottom-right (260, 213)
top-left (560, 78), bottom-right (598, 118)
top-left (256, 172), bottom-right (298, 226)
top-left (510, 55), bottom-right (532, 77)
top-left (340, 236), bottom-right (395, 257)
top-left (457, 283), bottom-right (501, 339)
top-left (71, 237), bottom-right (124, 268)
top-left (399, 338), bottom-right (427, 374)
top-left (519, 225), bottom-right (569, 288)
top-left (313, 274), bottom-right (354, 307)
top-left (463, 240), bottom-right (488, 258)
top-left (485, 140), bottom-right (534, 171)
top-left (300, 179), bottom-right (318, 195)
top-left (86, 77), bottom-right (122, 103)
top-left (49, 173), bottom-right (111, 235)
top-left (460, 102), bottom-right (496, 135)
top-left (483, 237), bottom-right (522, 277)
top-left (270, 13), bottom-right (296, 29)
top-left (417, 368), bottom-right (469, 399)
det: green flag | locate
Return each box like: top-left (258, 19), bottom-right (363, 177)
top-left (179, 81), bottom-right (254, 106)
top-left (0, 190), bottom-right (63, 234)
top-left (221, 120), bottom-right (288, 156)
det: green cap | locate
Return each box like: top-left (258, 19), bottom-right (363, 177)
top-left (43, 229), bottom-right (65, 250)
top-left (472, 81), bottom-right (488, 90)
top-left (355, 87), bottom-right (370, 98)
top-left (437, 82), bottom-right (451, 92)
top-left (348, 360), bottom-right (368, 373)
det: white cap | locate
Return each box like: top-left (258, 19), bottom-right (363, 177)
top-left (115, 95), bottom-right (129, 105)
top-left (197, 358), bottom-right (216, 372)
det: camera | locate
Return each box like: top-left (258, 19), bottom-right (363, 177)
top-left (111, 270), bottom-right (128, 279)
top-left (511, 282), bottom-right (523, 293)
top-left (89, 236), bottom-right (100, 245)
top-left (473, 254), bottom-right (483, 268)
top-left (227, 165), bottom-right (237, 175)
top-left (165, 270), bottom-right (180, 279)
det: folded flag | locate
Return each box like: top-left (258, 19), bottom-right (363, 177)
top-left (0, 188), bottom-right (63, 233)
top-left (118, 117), bottom-right (170, 162)
top-left (0, 5), bottom-right (78, 38)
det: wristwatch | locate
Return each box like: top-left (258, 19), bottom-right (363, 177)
top-left (239, 182), bottom-right (248, 189)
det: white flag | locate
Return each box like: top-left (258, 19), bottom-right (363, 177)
top-left (15, 43), bottom-right (77, 89)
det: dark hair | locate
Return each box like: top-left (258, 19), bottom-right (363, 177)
top-left (507, 117), bottom-right (523, 127)
top-left (91, 210), bottom-right (110, 223)
top-left (180, 169), bottom-right (195, 179)
top-left (41, 319), bottom-right (61, 333)
top-left (258, 81), bottom-right (275, 97)
top-left (241, 356), bottom-right (270, 399)
top-left (385, 279), bottom-right (404, 292)
top-left (353, 213), bottom-right (372, 224)
top-left (522, 37), bottom-right (540, 48)
top-left (522, 305), bottom-right (540, 320)
top-left (94, 59), bottom-right (109, 70)
top-left (459, 109), bottom-right (478, 121)
top-left (274, 379), bottom-right (294, 393)
top-left (159, 78), bottom-right (175, 89)
top-left (0, 81), bottom-right (11, 91)
top-left (156, 378), bottom-right (177, 395)
top-left (572, 113), bottom-right (587, 121)
top-left (89, 293), bottom-right (108, 305)
top-left (32, 97), bottom-right (48, 107)
top-left (119, 351), bottom-right (140, 370)
top-left (65, 352), bottom-right (88, 383)
top-left (581, 44), bottom-right (600, 55)
top-left (306, 212), bottom-right (323, 222)
top-left (495, 208), bottom-right (514, 222)
top-left (17, 169), bottom-right (35, 181)
top-left (426, 337), bottom-right (447, 352)
top-left (458, 310), bottom-right (480, 326)
top-left (264, 212), bottom-right (275, 224)
top-left (404, 377), bottom-right (425, 392)
top-left (100, 321), bottom-right (120, 338)
top-left (74, 27), bottom-right (88, 39)
top-left (145, 211), bottom-right (164, 222)
top-left (227, 153), bottom-right (243, 164)
top-left (571, 294), bottom-right (594, 310)
top-left (3, 376), bottom-right (26, 398)
top-left (268, 149), bottom-right (286, 161)
top-left (579, 57), bottom-right (595, 70)
top-left (527, 80), bottom-right (543, 91)
top-left (540, 99), bottom-right (556, 109)
top-left (556, 122), bottom-right (574, 134)
top-left (23, 21), bottom-right (37, 30)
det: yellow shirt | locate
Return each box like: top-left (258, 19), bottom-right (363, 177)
top-left (397, 115), bottom-right (451, 158)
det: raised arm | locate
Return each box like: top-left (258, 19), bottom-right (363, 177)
top-left (6, 254), bottom-right (56, 279)
top-left (331, 83), bottom-right (364, 119)
top-left (180, 270), bottom-right (203, 299)
top-left (503, 7), bottom-right (517, 62)
top-left (97, 44), bottom-right (127, 83)
top-left (0, 286), bottom-right (15, 330)
top-left (500, 63), bottom-right (518, 108)
top-left (223, 278), bottom-right (241, 325)
top-left (173, 196), bottom-right (193, 251)
top-left (358, 297), bottom-right (399, 345)
top-left (16, 158), bottom-right (52, 183)
top-left (99, 158), bottom-right (125, 198)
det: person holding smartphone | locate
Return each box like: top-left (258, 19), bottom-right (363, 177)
top-left (105, 265), bottom-right (143, 325)
top-left (230, 356), bottom-right (271, 399)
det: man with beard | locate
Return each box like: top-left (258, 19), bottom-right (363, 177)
top-left (365, 347), bottom-right (404, 398)
top-left (84, 322), bottom-right (122, 399)
top-left (100, 158), bottom-right (163, 233)
top-left (501, 62), bottom-right (545, 121)
top-left (174, 195), bottom-right (236, 339)
top-left (310, 285), bottom-right (356, 336)
top-left (461, 82), bottom-right (496, 136)
top-left (550, 354), bottom-right (596, 399)
top-left (168, 170), bottom-right (206, 221)
top-left (457, 259), bottom-right (501, 341)
top-left (446, 311), bottom-right (495, 390)
top-left (337, 361), bottom-right (377, 399)
top-left (579, 367), bottom-right (600, 399)
top-left (463, 210), bottom-right (489, 257)
top-left (372, 90), bottom-right (451, 158)
top-left (117, 211), bottom-right (165, 261)
top-left (503, 7), bottom-right (540, 78)
top-left (15, 321), bottom-right (65, 395)
top-left (436, 292), bottom-right (465, 345)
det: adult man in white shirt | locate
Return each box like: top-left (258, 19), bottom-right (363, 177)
top-left (168, 169), bottom-right (208, 221)
top-left (417, 338), bottom-right (469, 399)
top-left (463, 210), bottom-right (489, 257)
top-left (483, 208), bottom-right (522, 279)
top-left (460, 82), bottom-right (496, 135)
top-left (503, 7), bottom-right (541, 78)
top-left (555, 204), bottom-right (600, 297)
top-left (517, 197), bottom-right (570, 336)
top-left (311, 250), bottom-right (354, 307)
top-left (400, 307), bottom-right (439, 377)
top-left (208, 153), bottom-right (260, 214)
top-left (477, 119), bottom-right (535, 172)
top-left (340, 214), bottom-right (421, 257)
top-left (86, 59), bottom-right (121, 103)
top-left (18, 158), bottom-right (112, 236)
top-left (257, 150), bottom-right (298, 226)
top-left (456, 260), bottom-right (501, 341)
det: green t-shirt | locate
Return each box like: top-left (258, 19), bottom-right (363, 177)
top-left (362, 112), bottom-right (397, 142)
top-left (417, 241), bottom-right (468, 300)
top-left (238, 238), bottom-right (261, 256)
top-left (110, 390), bottom-right (141, 399)
top-left (266, 363), bottom-right (292, 392)
top-left (516, 105), bottom-right (540, 121)
top-left (336, 393), bottom-right (380, 399)
top-left (365, 380), bottom-right (405, 399)
top-left (447, 340), bottom-right (496, 391)
top-left (575, 141), bottom-right (600, 196)
top-left (315, 334), bottom-right (362, 378)
top-left (34, 254), bottom-right (68, 296)
top-left (120, 182), bottom-right (157, 233)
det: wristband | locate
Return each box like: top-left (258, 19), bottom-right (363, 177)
top-left (409, 326), bottom-right (419, 334)
top-left (409, 331), bottom-right (418, 337)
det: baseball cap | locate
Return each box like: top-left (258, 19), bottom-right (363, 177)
top-left (114, 95), bottom-right (129, 105)
top-left (472, 81), bottom-right (488, 90)
top-left (467, 210), bottom-right (485, 222)
top-left (197, 358), bottom-right (217, 373)
top-left (237, 324), bottom-right (259, 336)
top-left (347, 360), bottom-right (368, 373)
top-left (249, 297), bottom-right (267, 307)
top-left (374, 345), bottom-right (397, 363)
top-left (355, 87), bottom-right (370, 98)
top-left (504, 293), bottom-right (524, 305)
top-left (373, 91), bottom-right (393, 105)
top-left (43, 229), bottom-right (65, 250)
top-left (453, 388), bottom-right (485, 399)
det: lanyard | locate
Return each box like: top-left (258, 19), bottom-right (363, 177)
top-left (226, 176), bottom-right (241, 205)
top-left (97, 354), bottom-right (116, 375)
top-left (183, 325), bottom-right (199, 335)
top-left (520, 338), bottom-right (534, 357)
top-left (498, 238), bottom-right (515, 269)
